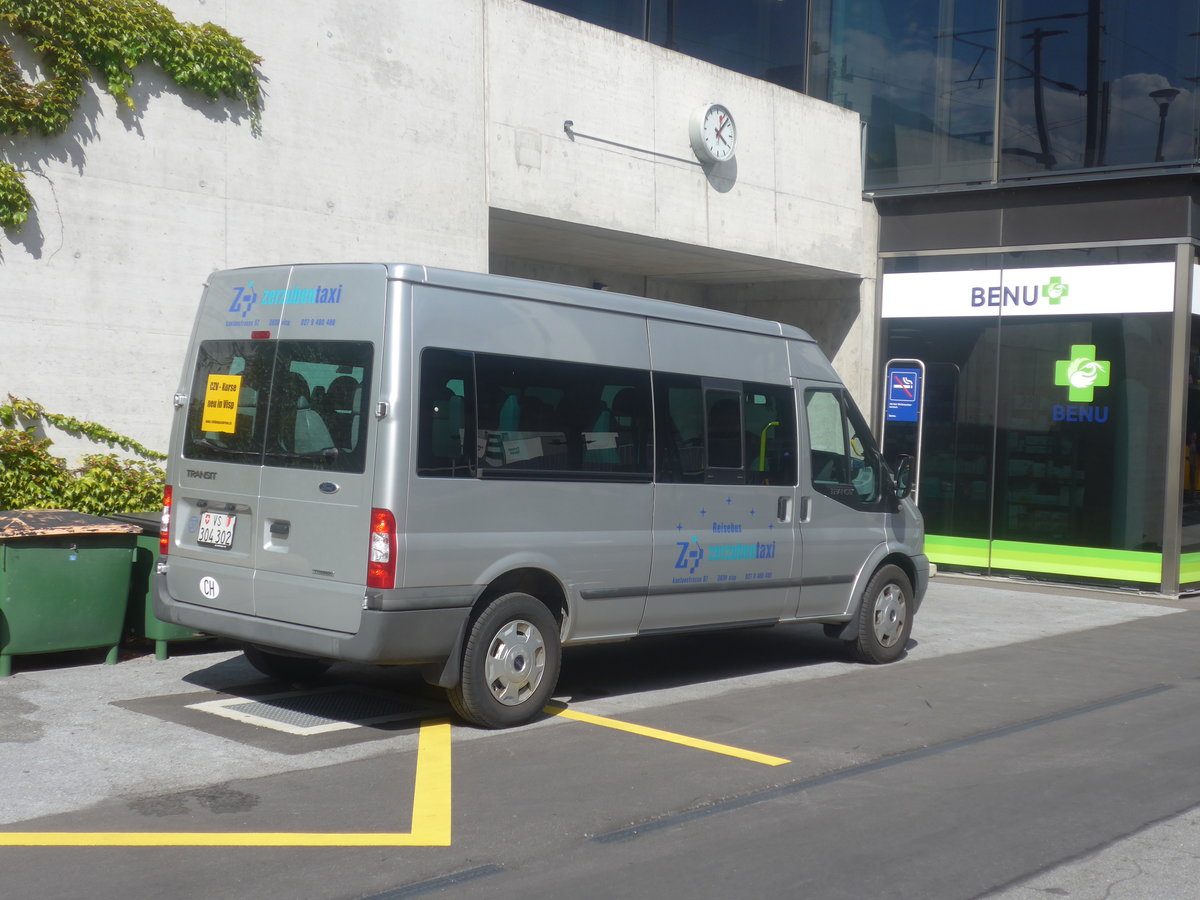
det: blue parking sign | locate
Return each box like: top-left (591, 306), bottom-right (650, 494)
top-left (886, 367), bottom-right (922, 423)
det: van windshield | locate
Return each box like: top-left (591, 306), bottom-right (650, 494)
top-left (184, 340), bottom-right (373, 473)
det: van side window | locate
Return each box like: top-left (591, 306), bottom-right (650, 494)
top-left (705, 389), bottom-right (743, 472)
top-left (654, 374), bottom-right (705, 483)
top-left (805, 388), bottom-right (885, 510)
top-left (419, 350), bottom-right (652, 481)
top-left (744, 383), bottom-right (798, 486)
top-left (655, 375), bottom-right (797, 486)
top-left (417, 349), bottom-right (476, 478)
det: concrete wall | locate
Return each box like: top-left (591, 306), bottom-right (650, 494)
top-left (1, 0), bottom-right (873, 461)
top-left (485, 2), bottom-right (865, 276)
top-left (1, 0), bottom-right (489, 458)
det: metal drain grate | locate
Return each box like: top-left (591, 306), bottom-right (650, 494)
top-left (187, 686), bottom-right (435, 735)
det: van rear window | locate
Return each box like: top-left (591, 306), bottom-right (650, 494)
top-left (184, 340), bottom-right (372, 473)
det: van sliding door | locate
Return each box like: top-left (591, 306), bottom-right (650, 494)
top-left (642, 372), bottom-right (799, 632)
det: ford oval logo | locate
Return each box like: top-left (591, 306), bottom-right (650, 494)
top-left (318, 482), bottom-right (339, 495)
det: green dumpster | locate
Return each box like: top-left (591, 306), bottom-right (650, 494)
top-left (0, 510), bottom-right (139, 677)
top-left (107, 511), bottom-right (206, 660)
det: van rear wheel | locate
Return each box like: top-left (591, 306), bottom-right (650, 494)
top-left (243, 643), bottom-right (331, 682)
top-left (449, 592), bottom-right (561, 729)
top-left (849, 565), bottom-right (913, 664)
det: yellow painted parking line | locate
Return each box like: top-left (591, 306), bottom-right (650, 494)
top-left (0, 719), bottom-right (453, 848)
top-left (545, 705), bottom-right (790, 767)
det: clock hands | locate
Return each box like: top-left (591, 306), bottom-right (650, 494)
top-left (691, 103), bottom-right (735, 162)
top-left (713, 115), bottom-right (732, 148)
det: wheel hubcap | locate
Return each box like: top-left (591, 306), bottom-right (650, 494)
top-left (485, 619), bottom-right (546, 706)
top-left (872, 584), bottom-right (907, 648)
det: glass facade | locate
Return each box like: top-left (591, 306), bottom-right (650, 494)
top-left (813, 0), bottom-right (1200, 188)
top-left (882, 248), bottom-right (1177, 587)
top-left (525, 1), bottom-right (1200, 190)
top-left (810, 0), bottom-right (997, 187)
top-left (527, 1), bottom-right (808, 91)
top-left (524, 1), bottom-right (1200, 592)
top-left (1183, 281), bottom-right (1200, 588)
top-left (1001, 1), bottom-right (1200, 177)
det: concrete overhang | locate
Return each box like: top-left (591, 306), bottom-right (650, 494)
top-left (489, 208), bottom-right (856, 285)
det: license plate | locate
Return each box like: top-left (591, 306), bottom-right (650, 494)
top-left (197, 512), bottom-right (236, 550)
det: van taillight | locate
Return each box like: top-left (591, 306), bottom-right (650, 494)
top-left (367, 508), bottom-right (397, 589)
top-left (160, 486), bottom-right (173, 556)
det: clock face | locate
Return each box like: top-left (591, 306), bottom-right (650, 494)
top-left (691, 103), bottom-right (736, 163)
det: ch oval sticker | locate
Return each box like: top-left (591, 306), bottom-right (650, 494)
top-left (199, 576), bottom-right (220, 600)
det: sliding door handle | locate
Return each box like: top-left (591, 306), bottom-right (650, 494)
top-left (797, 496), bottom-right (812, 523)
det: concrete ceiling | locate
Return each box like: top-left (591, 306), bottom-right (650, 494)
top-left (489, 209), bottom-right (853, 285)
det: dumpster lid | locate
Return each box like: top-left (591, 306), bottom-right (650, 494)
top-left (0, 509), bottom-right (142, 538)
top-left (106, 511), bottom-right (162, 534)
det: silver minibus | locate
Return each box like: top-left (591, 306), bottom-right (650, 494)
top-left (155, 264), bottom-right (928, 727)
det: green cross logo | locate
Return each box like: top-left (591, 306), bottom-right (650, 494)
top-left (1054, 345), bottom-right (1110, 402)
top-left (1042, 276), bottom-right (1069, 305)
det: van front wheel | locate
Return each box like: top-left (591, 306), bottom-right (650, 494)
top-left (449, 592), bottom-right (561, 729)
top-left (849, 565), bottom-right (913, 664)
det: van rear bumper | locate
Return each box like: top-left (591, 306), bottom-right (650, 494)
top-left (154, 578), bottom-right (468, 665)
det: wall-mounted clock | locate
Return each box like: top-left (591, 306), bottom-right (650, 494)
top-left (689, 103), bottom-right (736, 163)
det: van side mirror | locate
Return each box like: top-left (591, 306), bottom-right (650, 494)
top-left (893, 455), bottom-right (914, 500)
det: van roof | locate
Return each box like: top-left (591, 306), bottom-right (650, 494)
top-left (213, 262), bottom-right (818, 344)
top-left (386, 264), bottom-right (818, 344)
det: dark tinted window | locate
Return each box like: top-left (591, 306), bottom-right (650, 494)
top-left (526, 0), bottom-right (647, 36)
top-left (654, 373), bottom-right (705, 483)
top-left (184, 340), bottom-right (372, 474)
top-left (417, 349), bottom-right (476, 478)
top-left (656, 373), bottom-right (798, 486)
top-left (810, 0), bottom-right (995, 189)
top-left (1002, 0), bottom-right (1200, 176)
top-left (650, 0), bottom-right (808, 91)
top-left (524, 1), bottom-right (808, 92)
top-left (705, 388), bottom-right (744, 472)
top-left (416, 350), bottom-right (653, 481)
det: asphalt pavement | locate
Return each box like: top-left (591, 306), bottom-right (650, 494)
top-left (1, 575), bottom-right (1197, 899)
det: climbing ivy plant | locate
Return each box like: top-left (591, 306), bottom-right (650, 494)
top-left (0, 0), bottom-right (261, 229)
top-left (0, 396), bottom-right (166, 515)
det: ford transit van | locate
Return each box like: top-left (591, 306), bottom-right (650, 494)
top-left (155, 264), bottom-right (928, 727)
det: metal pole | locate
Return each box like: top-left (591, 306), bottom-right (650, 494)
top-left (1160, 244), bottom-right (1192, 595)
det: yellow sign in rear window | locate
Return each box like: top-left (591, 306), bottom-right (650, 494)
top-left (201, 374), bottom-right (242, 433)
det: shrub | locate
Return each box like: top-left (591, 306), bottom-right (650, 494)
top-left (0, 395), bottom-right (165, 514)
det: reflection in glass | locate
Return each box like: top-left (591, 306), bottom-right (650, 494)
top-left (1002, 0), bottom-right (1200, 175)
top-left (525, 0), bottom-right (647, 38)
top-left (991, 312), bottom-right (1169, 557)
top-left (883, 250), bottom-right (1175, 586)
top-left (649, 0), bottom-right (808, 91)
top-left (1182, 309), bottom-right (1200, 586)
top-left (524, 1), bottom-right (808, 91)
top-left (811, 0), bottom-right (996, 188)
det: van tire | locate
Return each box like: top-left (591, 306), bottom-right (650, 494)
top-left (449, 592), bottom-right (561, 729)
top-left (849, 565), bottom-right (913, 664)
top-left (243, 643), bottom-right (331, 682)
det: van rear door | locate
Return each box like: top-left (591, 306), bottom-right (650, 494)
top-left (170, 264), bottom-right (386, 635)
top-left (251, 265), bottom-right (385, 633)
